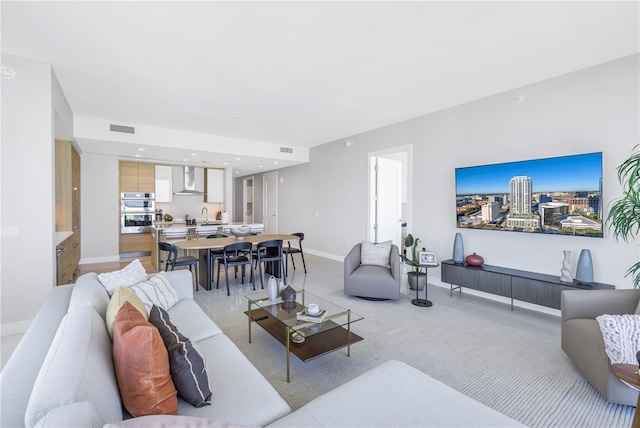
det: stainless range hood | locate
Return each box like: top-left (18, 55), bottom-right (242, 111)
top-left (174, 166), bottom-right (203, 195)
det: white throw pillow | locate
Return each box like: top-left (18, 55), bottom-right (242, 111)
top-left (596, 314), bottom-right (640, 364)
top-left (98, 259), bottom-right (148, 296)
top-left (360, 240), bottom-right (392, 268)
top-left (129, 272), bottom-right (181, 313)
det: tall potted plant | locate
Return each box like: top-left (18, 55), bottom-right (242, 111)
top-left (399, 234), bottom-right (426, 290)
top-left (606, 144), bottom-right (640, 288)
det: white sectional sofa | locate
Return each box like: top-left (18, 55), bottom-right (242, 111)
top-left (1, 269), bottom-right (523, 427)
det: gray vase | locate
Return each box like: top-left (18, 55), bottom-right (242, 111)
top-left (453, 233), bottom-right (464, 264)
top-left (576, 249), bottom-right (593, 284)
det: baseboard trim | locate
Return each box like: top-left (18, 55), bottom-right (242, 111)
top-left (1, 319), bottom-right (33, 336)
top-left (79, 255), bottom-right (120, 265)
top-left (304, 248), bottom-right (343, 262)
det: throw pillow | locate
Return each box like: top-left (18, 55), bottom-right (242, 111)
top-left (360, 240), bottom-right (392, 268)
top-left (98, 259), bottom-right (148, 295)
top-left (148, 305), bottom-right (212, 407)
top-left (105, 286), bottom-right (149, 340)
top-left (129, 272), bottom-right (181, 313)
top-left (112, 301), bottom-right (178, 417)
top-left (596, 314), bottom-right (640, 364)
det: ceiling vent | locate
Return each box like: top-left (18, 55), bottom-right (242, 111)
top-left (110, 124), bottom-right (136, 134)
top-left (280, 147), bottom-right (293, 154)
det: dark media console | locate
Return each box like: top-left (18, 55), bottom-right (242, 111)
top-left (441, 259), bottom-right (614, 310)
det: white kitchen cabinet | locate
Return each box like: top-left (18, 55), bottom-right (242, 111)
top-left (155, 165), bottom-right (173, 202)
top-left (205, 168), bottom-right (224, 203)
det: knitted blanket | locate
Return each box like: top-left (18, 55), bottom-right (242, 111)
top-left (596, 314), bottom-right (640, 364)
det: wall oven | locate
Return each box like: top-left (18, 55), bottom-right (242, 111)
top-left (121, 192), bottom-right (155, 234)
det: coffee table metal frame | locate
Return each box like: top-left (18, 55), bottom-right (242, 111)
top-left (245, 289), bottom-right (363, 382)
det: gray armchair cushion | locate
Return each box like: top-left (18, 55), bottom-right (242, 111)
top-left (561, 289), bottom-right (640, 406)
top-left (344, 243), bottom-right (402, 300)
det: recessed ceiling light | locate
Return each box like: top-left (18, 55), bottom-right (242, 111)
top-left (273, 161), bottom-right (278, 164)
top-left (138, 148), bottom-right (144, 151)
top-left (235, 171), bottom-right (239, 174)
top-left (258, 165), bottom-right (263, 168)
top-left (236, 157), bottom-right (241, 161)
top-left (224, 162), bottom-right (228, 165)
top-left (228, 115), bottom-right (238, 119)
top-left (135, 154), bottom-right (141, 158)
top-left (183, 159), bottom-right (188, 162)
top-left (192, 153), bottom-right (197, 156)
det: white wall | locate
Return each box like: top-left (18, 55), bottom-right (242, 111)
top-left (80, 153), bottom-right (120, 264)
top-left (1, 54), bottom-right (64, 333)
top-left (277, 54), bottom-right (640, 288)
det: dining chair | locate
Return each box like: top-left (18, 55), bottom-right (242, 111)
top-left (217, 241), bottom-right (255, 296)
top-left (256, 239), bottom-right (285, 290)
top-left (159, 242), bottom-right (199, 290)
top-left (206, 234), bottom-right (227, 289)
top-left (283, 232), bottom-right (307, 276)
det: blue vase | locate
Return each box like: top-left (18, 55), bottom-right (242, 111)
top-left (453, 233), bottom-right (465, 264)
top-left (576, 249), bottom-right (594, 284)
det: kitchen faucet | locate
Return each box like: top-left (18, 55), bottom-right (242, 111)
top-left (201, 207), bottom-right (209, 224)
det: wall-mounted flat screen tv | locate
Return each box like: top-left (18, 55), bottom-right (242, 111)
top-left (455, 152), bottom-right (603, 237)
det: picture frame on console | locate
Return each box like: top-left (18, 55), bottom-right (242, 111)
top-left (419, 251), bottom-right (437, 266)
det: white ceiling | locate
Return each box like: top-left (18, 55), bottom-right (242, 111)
top-left (2, 1), bottom-right (639, 174)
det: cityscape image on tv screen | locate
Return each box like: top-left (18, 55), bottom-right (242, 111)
top-left (455, 152), bottom-right (603, 237)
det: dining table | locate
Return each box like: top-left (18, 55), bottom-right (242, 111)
top-left (173, 234), bottom-right (298, 290)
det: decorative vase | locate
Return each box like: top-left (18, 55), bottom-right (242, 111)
top-left (465, 253), bottom-right (484, 267)
top-left (560, 250), bottom-right (572, 283)
top-left (576, 249), bottom-right (594, 284)
top-left (280, 285), bottom-right (296, 307)
top-left (277, 279), bottom-right (284, 295)
top-left (407, 273), bottom-right (426, 290)
top-left (267, 276), bottom-right (278, 301)
top-left (453, 233), bottom-right (465, 264)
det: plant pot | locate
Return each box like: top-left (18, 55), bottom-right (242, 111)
top-left (408, 273), bottom-right (426, 290)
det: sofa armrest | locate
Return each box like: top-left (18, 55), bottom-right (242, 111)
top-left (344, 243), bottom-right (362, 277)
top-left (159, 270), bottom-right (194, 300)
top-left (561, 289), bottom-right (640, 322)
top-left (390, 245), bottom-right (401, 281)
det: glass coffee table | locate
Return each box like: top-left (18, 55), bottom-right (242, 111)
top-left (244, 289), bottom-right (364, 382)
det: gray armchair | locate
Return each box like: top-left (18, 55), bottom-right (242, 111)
top-left (344, 243), bottom-right (402, 300)
top-left (561, 289), bottom-right (640, 406)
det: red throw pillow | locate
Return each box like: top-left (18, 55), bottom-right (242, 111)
top-left (113, 301), bottom-right (178, 417)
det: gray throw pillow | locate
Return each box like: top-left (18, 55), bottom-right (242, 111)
top-left (148, 306), bottom-right (212, 408)
top-left (360, 240), bottom-right (392, 268)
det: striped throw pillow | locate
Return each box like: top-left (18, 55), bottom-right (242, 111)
top-left (130, 273), bottom-right (180, 313)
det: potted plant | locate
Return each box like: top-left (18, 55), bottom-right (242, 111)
top-left (606, 144), bottom-right (640, 288)
top-left (399, 234), bottom-right (426, 290)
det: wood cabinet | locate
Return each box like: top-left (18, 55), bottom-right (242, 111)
top-left (119, 161), bottom-right (155, 193)
top-left (205, 168), bottom-right (224, 203)
top-left (441, 259), bottom-right (614, 310)
top-left (55, 140), bottom-right (81, 284)
top-left (120, 233), bottom-right (153, 255)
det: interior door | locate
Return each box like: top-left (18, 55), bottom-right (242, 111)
top-left (263, 172), bottom-right (277, 234)
top-left (375, 157), bottom-right (402, 246)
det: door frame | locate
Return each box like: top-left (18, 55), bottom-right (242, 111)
top-left (263, 171), bottom-right (278, 234)
top-left (242, 176), bottom-right (254, 223)
top-left (367, 145), bottom-right (412, 245)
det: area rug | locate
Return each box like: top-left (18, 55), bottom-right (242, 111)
top-left (205, 267), bottom-right (637, 427)
top-left (450, 368), bottom-right (634, 428)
